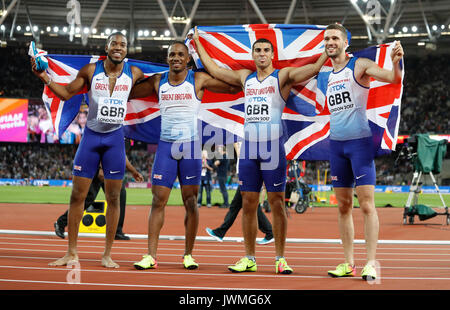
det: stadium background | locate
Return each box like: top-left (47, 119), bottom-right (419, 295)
top-left (1, 0), bottom-right (449, 202)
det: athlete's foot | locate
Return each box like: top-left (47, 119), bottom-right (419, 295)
top-left (102, 256), bottom-right (119, 268)
top-left (49, 253), bottom-right (78, 266)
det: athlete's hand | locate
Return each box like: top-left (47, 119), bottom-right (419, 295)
top-left (30, 57), bottom-right (48, 81)
top-left (133, 171), bottom-right (144, 183)
top-left (192, 26), bottom-right (199, 42)
top-left (390, 41), bottom-right (404, 64)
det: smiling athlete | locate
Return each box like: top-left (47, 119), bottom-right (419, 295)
top-left (322, 23), bottom-right (403, 281)
top-left (131, 41), bottom-right (240, 270)
top-left (193, 26), bottom-right (328, 274)
top-left (31, 32), bottom-right (145, 268)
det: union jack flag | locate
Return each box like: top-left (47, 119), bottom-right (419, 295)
top-left (40, 54), bottom-right (168, 143)
top-left (188, 24), bottom-right (404, 160)
top-left (38, 24), bottom-right (403, 161)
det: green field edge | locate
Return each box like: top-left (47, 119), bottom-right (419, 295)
top-left (1, 185), bottom-right (449, 208)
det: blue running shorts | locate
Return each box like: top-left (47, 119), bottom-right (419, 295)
top-left (151, 139), bottom-right (202, 188)
top-left (329, 136), bottom-right (376, 188)
top-left (238, 138), bottom-right (287, 193)
top-left (72, 126), bottom-right (126, 180)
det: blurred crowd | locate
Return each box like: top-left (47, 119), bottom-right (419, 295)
top-left (399, 55), bottom-right (450, 135)
top-left (0, 45), bottom-right (166, 98)
top-left (0, 142), bottom-right (153, 183)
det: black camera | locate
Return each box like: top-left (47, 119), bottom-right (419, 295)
top-left (395, 135), bottom-right (417, 165)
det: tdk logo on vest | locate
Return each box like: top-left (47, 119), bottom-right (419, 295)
top-left (328, 91), bottom-right (351, 106)
top-left (248, 96), bottom-right (267, 103)
top-left (103, 98), bottom-right (123, 105)
top-left (330, 84), bottom-right (346, 92)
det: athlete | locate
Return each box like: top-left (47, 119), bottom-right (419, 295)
top-left (193, 26), bottom-right (328, 274)
top-left (132, 41), bottom-right (240, 270)
top-left (31, 32), bottom-right (145, 268)
top-left (322, 23), bottom-right (403, 280)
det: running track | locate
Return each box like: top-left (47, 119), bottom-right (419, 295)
top-left (1, 203), bottom-right (450, 299)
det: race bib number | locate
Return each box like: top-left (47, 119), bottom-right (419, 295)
top-left (96, 97), bottom-right (127, 124)
top-left (245, 97), bottom-right (271, 123)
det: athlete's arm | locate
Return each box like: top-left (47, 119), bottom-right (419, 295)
top-left (284, 51), bottom-right (328, 86)
top-left (131, 66), bottom-right (145, 85)
top-left (360, 41), bottom-right (403, 84)
top-left (197, 72), bottom-right (242, 94)
top-left (128, 74), bottom-right (159, 99)
top-left (31, 58), bottom-right (92, 101)
top-left (125, 155), bottom-right (144, 182)
top-left (192, 26), bottom-right (250, 87)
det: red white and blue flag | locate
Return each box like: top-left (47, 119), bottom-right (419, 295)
top-left (39, 24), bottom-right (403, 161)
top-left (40, 54), bottom-right (168, 144)
top-left (189, 24), bottom-right (404, 160)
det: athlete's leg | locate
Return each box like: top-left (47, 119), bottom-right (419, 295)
top-left (266, 191), bottom-right (286, 257)
top-left (334, 187), bottom-right (355, 266)
top-left (148, 185), bottom-right (171, 257)
top-left (180, 184), bottom-right (200, 256)
top-left (241, 190), bottom-right (260, 257)
top-left (49, 176), bottom-right (92, 266)
top-left (355, 185), bottom-right (378, 266)
top-left (50, 128), bottom-right (100, 266)
top-left (260, 138), bottom-right (287, 258)
top-left (98, 129), bottom-right (127, 268)
top-left (177, 140), bottom-right (202, 256)
top-left (146, 140), bottom-right (178, 258)
top-left (239, 139), bottom-right (263, 257)
top-left (102, 178), bottom-right (123, 268)
top-left (349, 137), bottom-right (378, 267)
top-left (329, 139), bottom-right (356, 266)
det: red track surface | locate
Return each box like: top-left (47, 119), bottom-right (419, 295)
top-left (1, 203), bottom-right (450, 297)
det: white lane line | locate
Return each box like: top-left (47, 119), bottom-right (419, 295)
top-left (2, 235), bottom-right (450, 253)
top-left (2, 265), bottom-right (450, 281)
top-left (3, 255), bottom-right (450, 270)
top-left (0, 278), bottom-right (258, 290)
top-left (3, 241), bottom-right (450, 257)
top-left (2, 248), bottom-right (450, 263)
top-left (2, 230), bottom-right (450, 245)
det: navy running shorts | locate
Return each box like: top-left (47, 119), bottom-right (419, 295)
top-left (72, 126), bottom-right (126, 180)
top-left (329, 136), bottom-right (376, 188)
top-left (238, 138), bottom-right (287, 193)
top-left (151, 139), bottom-right (202, 188)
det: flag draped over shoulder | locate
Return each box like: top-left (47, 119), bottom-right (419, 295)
top-left (188, 24), bottom-right (404, 160)
top-left (40, 23), bottom-right (403, 161)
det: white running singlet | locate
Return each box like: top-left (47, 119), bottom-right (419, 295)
top-left (158, 70), bottom-right (201, 142)
top-left (87, 60), bottom-right (133, 133)
top-left (243, 70), bottom-right (286, 142)
top-left (326, 56), bottom-right (371, 141)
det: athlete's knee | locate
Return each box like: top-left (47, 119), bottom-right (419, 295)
top-left (358, 199), bottom-right (376, 216)
top-left (355, 186), bottom-right (375, 214)
top-left (70, 189), bottom-right (87, 206)
top-left (183, 194), bottom-right (198, 211)
top-left (107, 190), bottom-right (121, 202)
top-left (336, 196), bottom-right (353, 214)
top-left (152, 194), bottom-right (166, 209)
top-left (241, 192), bottom-right (259, 214)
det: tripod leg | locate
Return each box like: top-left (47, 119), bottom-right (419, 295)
top-left (429, 172), bottom-right (447, 208)
top-left (406, 171), bottom-right (420, 208)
